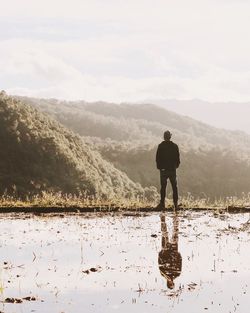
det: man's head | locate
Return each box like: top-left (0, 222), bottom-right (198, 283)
top-left (164, 130), bottom-right (172, 141)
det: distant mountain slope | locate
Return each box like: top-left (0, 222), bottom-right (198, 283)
top-left (0, 92), bottom-right (152, 199)
top-left (148, 98), bottom-right (250, 135)
top-left (19, 96), bottom-right (250, 158)
top-left (16, 96), bottom-right (250, 198)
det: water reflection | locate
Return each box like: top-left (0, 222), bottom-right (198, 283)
top-left (158, 213), bottom-right (182, 289)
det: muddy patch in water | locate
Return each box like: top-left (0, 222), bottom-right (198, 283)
top-left (0, 211), bottom-right (249, 313)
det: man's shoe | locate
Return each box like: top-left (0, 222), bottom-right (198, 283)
top-left (155, 202), bottom-right (165, 210)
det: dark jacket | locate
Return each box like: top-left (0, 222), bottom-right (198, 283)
top-left (156, 141), bottom-right (180, 170)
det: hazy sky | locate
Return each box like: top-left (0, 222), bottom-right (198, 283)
top-left (1, 0), bottom-right (250, 104)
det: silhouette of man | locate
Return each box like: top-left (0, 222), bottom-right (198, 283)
top-left (156, 130), bottom-right (180, 210)
top-left (158, 213), bottom-right (182, 289)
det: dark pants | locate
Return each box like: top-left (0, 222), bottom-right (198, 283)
top-left (160, 169), bottom-right (178, 206)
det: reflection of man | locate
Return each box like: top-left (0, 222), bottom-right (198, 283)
top-left (158, 214), bottom-right (182, 289)
top-left (156, 130), bottom-right (180, 210)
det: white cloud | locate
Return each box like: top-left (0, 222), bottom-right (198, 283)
top-left (1, 0), bottom-right (250, 103)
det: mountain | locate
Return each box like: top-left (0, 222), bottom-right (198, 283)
top-left (0, 92), bottom-right (154, 199)
top-left (19, 96), bottom-right (250, 157)
top-left (17, 96), bottom-right (250, 198)
top-left (146, 98), bottom-right (250, 135)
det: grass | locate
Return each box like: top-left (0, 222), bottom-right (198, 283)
top-left (0, 191), bottom-right (155, 210)
top-left (0, 191), bottom-right (250, 212)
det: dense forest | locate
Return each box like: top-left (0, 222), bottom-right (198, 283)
top-left (0, 92), bottom-right (156, 200)
top-left (17, 96), bottom-right (250, 199)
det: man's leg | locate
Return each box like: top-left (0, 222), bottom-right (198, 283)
top-left (160, 214), bottom-right (169, 248)
top-left (160, 170), bottom-right (168, 206)
top-left (169, 172), bottom-right (178, 208)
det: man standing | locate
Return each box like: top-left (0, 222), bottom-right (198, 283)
top-left (156, 130), bottom-right (180, 209)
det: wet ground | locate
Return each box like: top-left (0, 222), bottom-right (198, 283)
top-left (0, 211), bottom-right (249, 313)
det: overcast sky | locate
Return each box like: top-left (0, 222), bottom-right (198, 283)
top-left (1, 0), bottom-right (250, 104)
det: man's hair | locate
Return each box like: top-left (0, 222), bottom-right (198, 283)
top-left (164, 130), bottom-right (172, 140)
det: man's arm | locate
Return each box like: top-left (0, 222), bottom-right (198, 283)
top-left (176, 145), bottom-right (180, 168)
top-left (156, 145), bottom-right (161, 169)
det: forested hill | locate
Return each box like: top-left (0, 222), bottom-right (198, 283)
top-left (0, 92), bottom-right (155, 199)
top-left (19, 96), bottom-right (250, 157)
top-left (18, 96), bottom-right (250, 198)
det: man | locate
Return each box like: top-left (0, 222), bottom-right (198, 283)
top-left (156, 130), bottom-right (180, 209)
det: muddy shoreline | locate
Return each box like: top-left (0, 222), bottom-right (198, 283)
top-left (0, 205), bottom-right (250, 214)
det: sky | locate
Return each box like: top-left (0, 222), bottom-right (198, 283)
top-left (1, 0), bottom-right (250, 108)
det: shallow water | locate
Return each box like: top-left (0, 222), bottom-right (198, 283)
top-left (0, 211), bottom-right (249, 313)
